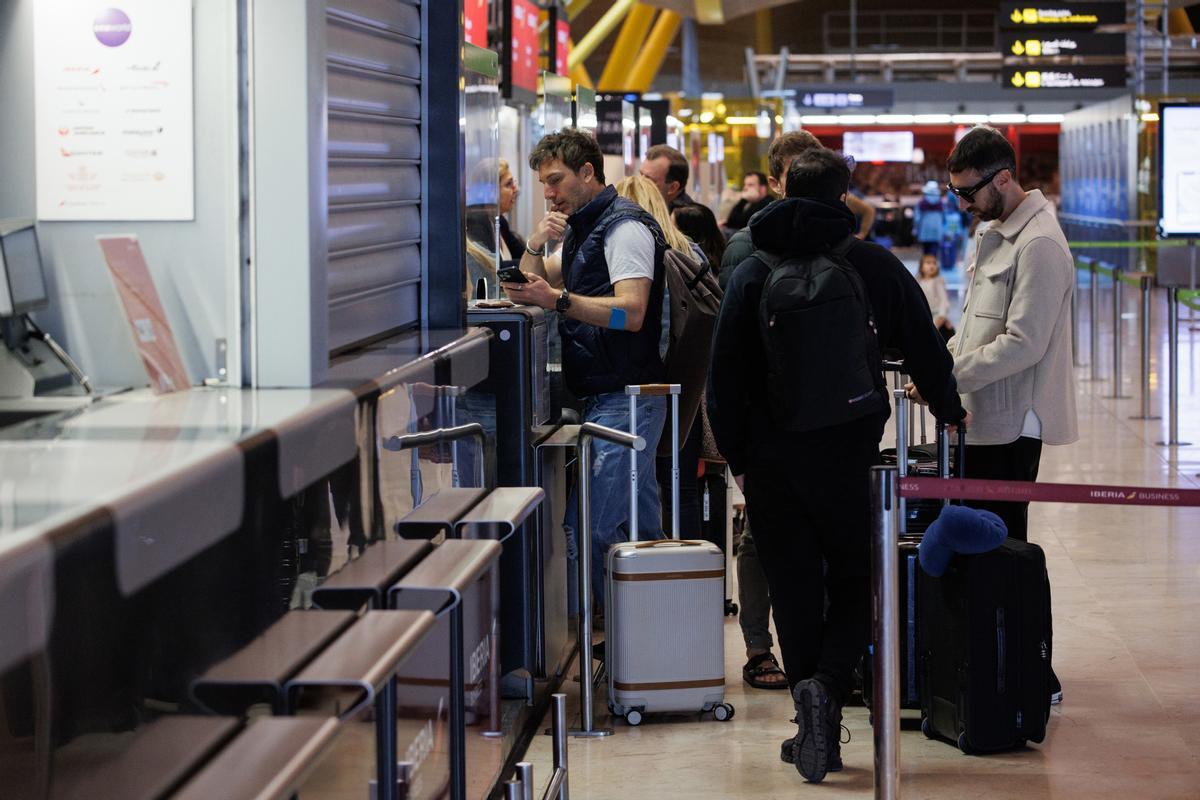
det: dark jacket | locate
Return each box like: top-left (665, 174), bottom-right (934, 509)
top-left (561, 185), bottom-right (667, 397)
top-left (725, 196), bottom-right (773, 231)
top-left (499, 215), bottom-right (525, 262)
top-left (706, 197), bottom-right (965, 476)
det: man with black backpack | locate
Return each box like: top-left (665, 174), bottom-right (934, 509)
top-left (707, 148), bottom-right (967, 783)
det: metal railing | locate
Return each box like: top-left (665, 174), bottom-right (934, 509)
top-left (570, 422), bottom-right (644, 738)
top-left (505, 693), bottom-right (570, 799)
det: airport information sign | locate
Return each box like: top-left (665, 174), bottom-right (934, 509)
top-left (798, 89), bottom-right (895, 110)
top-left (999, 4), bottom-right (1127, 29)
top-left (34, 0), bottom-right (194, 221)
top-left (1004, 65), bottom-right (1126, 89)
top-left (1002, 31), bottom-right (1126, 58)
top-left (1158, 104), bottom-right (1200, 238)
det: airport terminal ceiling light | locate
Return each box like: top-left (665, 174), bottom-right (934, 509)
top-left (791, 112), bottom-right (1065, 126)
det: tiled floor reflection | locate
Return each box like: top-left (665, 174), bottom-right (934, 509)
top-left (518, 295), bottom-right (1200, 798)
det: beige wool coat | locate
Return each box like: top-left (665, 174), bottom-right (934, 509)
top-left (948, 190), bottom-right (1080, 447)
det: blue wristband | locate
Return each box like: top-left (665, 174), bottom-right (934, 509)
top-left (608, 307), bottom-right (627, 330)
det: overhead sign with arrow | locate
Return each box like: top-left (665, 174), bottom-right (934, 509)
top-left (999, 3), bottom-right (1127, 29)
top-left (1003, 31), bottom-right (1125, 57)
top-left (1004, 65), bottom-right (1127, 89)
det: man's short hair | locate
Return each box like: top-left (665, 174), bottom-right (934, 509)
top-left (767, 130), bottom-right (823, 181)
top-left (745, 171), bottom-right (768, 188)
top-left (785, 149), bottom-right (851, 205)
top-left (529, 128), bottom-right (606, 184)
top-left (643, 144), bottom-right (689, 188)
top-left (947, 126), bottom-right (1016, 179)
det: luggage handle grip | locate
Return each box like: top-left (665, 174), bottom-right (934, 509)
top-left (624, 384), bottom-right (681, 397)
top-left (632, 540), bottom-right (691, 549)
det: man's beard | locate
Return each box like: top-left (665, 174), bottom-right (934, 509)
top-left (973, 185), bottom-right (1004, 221)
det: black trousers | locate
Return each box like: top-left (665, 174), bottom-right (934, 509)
top-left (963, 436), bottom-right (1043, 541)
top-left (744, 432), bottom-right (880, 705)
top-left (657, 415), bottom-right (702, 538)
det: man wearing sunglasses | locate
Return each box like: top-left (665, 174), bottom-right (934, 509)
top-left (910, 125), bottom-right (1076, 704)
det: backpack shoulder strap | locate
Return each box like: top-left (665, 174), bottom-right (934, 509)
top-left (829, 234), bottom-right (858, 259)
top-left (752, 249), bottom-right (783, 270)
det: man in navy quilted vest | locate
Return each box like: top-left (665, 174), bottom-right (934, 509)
top-left (501, 129), bottom-right (669, 608)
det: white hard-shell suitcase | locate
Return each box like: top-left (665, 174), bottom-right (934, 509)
top-left (604, 384), bottom-right (733, 726)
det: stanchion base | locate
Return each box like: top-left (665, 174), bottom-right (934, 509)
top-left (1156, 440), bottom-right (1193, 447)
top-left (568, 728), bottom-right (613, 738)
top-left (1131, 415), bottom-right (1162, 420)
top-left (481, 730), bottom-right (504, 739)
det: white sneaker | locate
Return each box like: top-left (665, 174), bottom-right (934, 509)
top-left (1050, 689), bottom-right (1063, 705)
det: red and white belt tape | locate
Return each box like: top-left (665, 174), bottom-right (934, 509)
top-left (900, 477), bottom-right (1200, 508)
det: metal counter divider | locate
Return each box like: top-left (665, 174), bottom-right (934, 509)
top-left (187, 610), bottom-right (437, 800)
top-left (170, 717), bottom-right (342, 800)
top-left (388, 539), bottom-right (505, 800)
top-left (309, 539), bottom-right (434, 611)
top-left (392, 487), bottom-right (490, 540)
top-left (48, 716), bottom-right (242, 800)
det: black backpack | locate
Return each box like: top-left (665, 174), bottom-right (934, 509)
top-left (754, 235), bottom-right (888, 432)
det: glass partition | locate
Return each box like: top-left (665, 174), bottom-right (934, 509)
top-left (463, 44), bottom-right (501, 301)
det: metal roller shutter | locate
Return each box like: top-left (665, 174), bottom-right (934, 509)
top-left (326, 0), bottom-right (422, 353)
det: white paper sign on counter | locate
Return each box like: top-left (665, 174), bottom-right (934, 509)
top-left (34, 1), bottom-right (194, 221)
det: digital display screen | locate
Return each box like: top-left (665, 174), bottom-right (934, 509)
top-left (1159, 104), bottom-right (1200, 238)
top-left (1, 226), bottom-right (48, 315)
top-left (842, 131), bottom-right (915, 163)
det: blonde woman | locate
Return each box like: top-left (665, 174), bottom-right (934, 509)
top-left (614, 175), bottom-right (720, 541)
top-left (615, 175), bottom-right (697, 259)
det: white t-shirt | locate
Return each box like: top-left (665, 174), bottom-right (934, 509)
top-left (603, 219), bottom-right (656, 285)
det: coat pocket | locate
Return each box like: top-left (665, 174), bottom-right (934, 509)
top-left (970, 261), bottom-right (1014, 320)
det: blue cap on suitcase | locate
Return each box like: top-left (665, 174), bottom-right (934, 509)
top-left (918, 505), bottom-right (1008, 577)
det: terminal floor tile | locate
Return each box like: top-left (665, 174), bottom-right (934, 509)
top-left (520, 289), bottom-right (1200, 798)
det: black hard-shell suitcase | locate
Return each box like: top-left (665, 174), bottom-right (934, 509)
top-left (919, 539), bottom-right (1053, 753)
top-left (864, 398), bottom-right (963, 711)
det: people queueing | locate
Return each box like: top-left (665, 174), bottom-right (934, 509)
top-left (501, 129), bottom-right (669, 607)
top-left (908, 125), bottom-right (1077, 705)
top-left (917, 252), bottom-right (955, 343)
top-left (708, 147), bottom-right (966, 783)
top-left (721, 171), bottom-right (772, 232)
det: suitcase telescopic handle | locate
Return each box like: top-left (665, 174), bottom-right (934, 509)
top-left (624, 384), bottom-right (681, 397)
top-left (625, 384), bottom-right (682, 541)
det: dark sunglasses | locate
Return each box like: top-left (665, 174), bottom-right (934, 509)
top-left (946, 169), bottom-right (1003, 202)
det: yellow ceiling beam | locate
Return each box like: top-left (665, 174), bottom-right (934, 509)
top-left (568, 0), bottom-right (637, 70)
top-left (1169, 8), bottom-right (1195, 35)
top-left (694, 0), bottom-right (725, 25)
top-left (627, 10), bottom-right (682, 94)
top-left (565, 0), bottom-right (593, 22)
top-left (569, 38), bottom-right (595, 89)
top-left (597, 3), bottom-right (658, 92)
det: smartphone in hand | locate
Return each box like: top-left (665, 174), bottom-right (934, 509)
top-left (497, 265), bottom-right (529, 284)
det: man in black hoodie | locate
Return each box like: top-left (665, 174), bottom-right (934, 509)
top-left (707, 149), bottom-right (966, 783)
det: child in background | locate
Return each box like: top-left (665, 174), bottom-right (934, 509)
top-left (917, 253), bottom-right (955, 343)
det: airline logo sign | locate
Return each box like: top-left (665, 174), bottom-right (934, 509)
top-left (1000, 4), bottom-right (1126, 28)
top-left (1004, 31), bottom-right (1125, 57)
top-left (1005, 65), bottom-right (1126, 89)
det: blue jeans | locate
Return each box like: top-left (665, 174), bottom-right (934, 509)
top-left (564, 392), bottom-right (667, 611)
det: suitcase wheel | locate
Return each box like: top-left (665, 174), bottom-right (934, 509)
top-left (625, 708), bottom-right (644, 727)
top-left (724, 601), bottom-right (739, 617)
top-left (957, 731), bottom-right (974, 755)
top-left (713, 703), bottom-right (734, 722)
top-left (920, 717), bottom-right (933, 739)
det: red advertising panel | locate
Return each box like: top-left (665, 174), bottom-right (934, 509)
top-left (464, 0), bottom-right (488, 47)
top-left (555, 19), bottom-right (570, 76)
top-left (511, 0), bottom-right (538, 92)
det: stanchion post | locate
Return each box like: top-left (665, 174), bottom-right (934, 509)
top-left (570, 425), bottom-right (640, 738)
top-left (1071, 273), bottom-right (1080, 366)
top-left (1110, 262), bottom-right (1129, 398)
top-left (516, 763), bottom-right (534, 800)
top-left (1089, 260), bottom-right (1101, 381)
top-left (552, 692), bottom-right (570, 799)
top-left (1132, 274), bottom-right (1160, 420)
top-left (1158, 288), bottom-right (1192, 447)
top-left (871, 466), bottom-right (900, 800)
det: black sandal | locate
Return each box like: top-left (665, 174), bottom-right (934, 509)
top-left (742, 652), bottom-right (788, 690)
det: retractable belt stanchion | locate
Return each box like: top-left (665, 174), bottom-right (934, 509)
top-left (570, 424), bottom-right (644, 738)
top-left (870, 465), bottom-right (901, 800)
top-left (1158, 288), bottom-right (1192, 447)
top-left (1109, 261), bottom-right (1130, 399)
top-left (1071, 274), bottom-right (1080, 366)
top-left (1132, 273), bottom-right (1160, 420)
top-left (1089, 259), bottom-right (1101, 381)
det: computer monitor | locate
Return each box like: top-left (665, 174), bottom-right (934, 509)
top-left (0, 220), bottom-right (49, 317)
